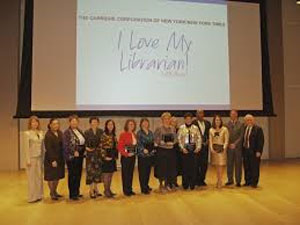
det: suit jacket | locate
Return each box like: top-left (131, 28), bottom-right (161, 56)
top-left (192, 119), bottom-right (211, 146)
top-left (242, 125), bottom-right (264, 153)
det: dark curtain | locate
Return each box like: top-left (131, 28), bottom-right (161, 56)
top-left (15, 0), bottom-right (33, 118)
top-left (15, 0), bottom-right (274, 118)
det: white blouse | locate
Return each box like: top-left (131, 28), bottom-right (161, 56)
top-left (73, 129), bottom-right (85, 145)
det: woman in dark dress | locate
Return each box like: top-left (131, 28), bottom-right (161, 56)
top-left (137, 118), bottom-right (155, 195)
top-left (63, 115), bottom-right (86, 201)
top-left (100, 119), bottom-right (118, 198)
top-left (154, 112), bottom-right (178, 193)
top-left (44, 118), bottom-right (65, 200)
top-left (84, 117), bottom-right (103, 199)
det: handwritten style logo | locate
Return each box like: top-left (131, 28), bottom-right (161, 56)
top-left (117, 30), bottom-right (192, 75)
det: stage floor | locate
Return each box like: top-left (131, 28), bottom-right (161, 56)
top-left (1, 160), bottom-right (299, 225)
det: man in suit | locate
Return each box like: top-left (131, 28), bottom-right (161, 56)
top-left (193, 109), bottom-right (211, 186)
top-left (242, 114), bottom-right (264, 188)
top-left (226, 110), bottom-right (244, 187)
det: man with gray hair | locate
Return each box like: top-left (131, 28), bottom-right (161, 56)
top-left (242, 114), bottom-right (264, 188)
top-left (226, 110), bottom-right (244, 187)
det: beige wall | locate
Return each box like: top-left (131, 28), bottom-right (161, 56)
top-left (282, 0), bottom-right (300, 158)
top-left (0, 0), bottom-right (20, 171)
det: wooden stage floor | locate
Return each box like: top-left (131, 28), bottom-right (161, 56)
top-left (1, 160), bottom-right (299, 225)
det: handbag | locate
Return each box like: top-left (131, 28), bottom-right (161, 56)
top-left (213, 144), bottom-right (224, 153)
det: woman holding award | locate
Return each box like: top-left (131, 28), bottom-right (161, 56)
top-left (209, 115), bottom-right (229, 189)
top-left (177, 113), bottom-right (202, 190)
top-left (100, 119), bottom-right (118, 198)
top-left (154, 112), bottom-right (177, 193)
top-left (137, 118), bottom-right (155, 195)
top-left (117, 119), bottom-right (137, 196)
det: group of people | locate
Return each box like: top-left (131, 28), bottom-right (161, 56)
top-left (23, 109), bottom-right (264, 203)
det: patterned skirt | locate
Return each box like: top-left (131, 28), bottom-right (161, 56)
top-left (86, 150), bottom-right (102, 184)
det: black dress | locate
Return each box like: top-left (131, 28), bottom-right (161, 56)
top-left (44, 130), bottom-right (65, 181)
top-left (100, 133), bottom-right (118, 173)
top-left (84, 128), bottom-right (103, 185)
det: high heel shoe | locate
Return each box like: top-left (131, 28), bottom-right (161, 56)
top-left (89, 191), bottom-right (96, 199)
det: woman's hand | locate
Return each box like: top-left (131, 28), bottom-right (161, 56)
top-left (143, 149), bottom-right (149, 154)
top-left (52, 161), bottom-right (57, 168)
top-left (74, 151), bottom-right (80, 157)
top-left (128, 153), bottom-right (135, 157)
top-left (194, 148), bottom-right (201, 154)
top-left (182, 148), bottom-right (189, 154)
top-left (105, 157), bottom-right (113, 161)
top-left (86, 147), bottom-right (94, 152)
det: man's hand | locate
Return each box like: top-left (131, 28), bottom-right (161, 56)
top-left (256, 152), bottom-right (261, 158)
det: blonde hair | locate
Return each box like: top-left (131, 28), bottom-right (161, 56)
top-left (161, 112), bottom-right (172, 119)
top-left (28, 116), bottom-right (41, 130)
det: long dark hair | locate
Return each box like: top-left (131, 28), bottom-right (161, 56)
top-left (104, 119), bottom-right (116, 136)
top-left (212, 115), bottom-right (223, 129)
top-left (47, 118), bottom-right (58, 130)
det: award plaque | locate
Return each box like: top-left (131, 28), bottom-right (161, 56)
top-left (162, 133), bottom-right (174, 143)
top-left (144, 143), bottom-right (156, 156)
top-left (185, 143), bottom-right (196, 153)
top-left (125, 145), bottom-right (137, 154)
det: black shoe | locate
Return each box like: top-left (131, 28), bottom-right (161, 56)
top-left (95, 192), bottom-right (102, 197)
top-left (251, 184), bottom-right (258, 188)
top-left (90, 192), bottom-right (96, 199)
top-left (142, 190), bottom-right (150, 195)
top-left (70, 197), bottom-right (79, 201)
top-left (243, 183), bottom-right (250, 187)
top-left (199, 182), bottom-right (207, 186)
top-left (183, 185), bottom-right (189, 190)
top-left (130, 191), bottom-right (136, 196)
top-left (225, 182), bottom-right (234, 186)
top-left (147, 186), bottom-right (153, 192)
top-left (124, 192), bottom-right (132, 197)
top-left (109, 190), bottom-right (116, 196)
top-left (236, 183), bottom-right (241, 187)
top-left (50, 194), bottom-right (59, 201)
top-left (174, 183), bottom-right (179, 188)
top-left (190, 185), bottom-right (195, 190)
top-left (55, 193), bottom-right (63, 198)
top-left (78, 194), bottom-right (83, 198)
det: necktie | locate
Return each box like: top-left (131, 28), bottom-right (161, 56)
top-left (244, 126), bottom-right (250, 148)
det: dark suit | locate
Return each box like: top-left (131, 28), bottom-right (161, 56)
top-left (193, 119), bottom-right (211, 185)
top-left (242, 125), bottom-right (264, 186)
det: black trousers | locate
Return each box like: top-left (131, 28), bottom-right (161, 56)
top-left (66, 157), bottom-right (83, 198)
top-left (155, 148), bottom-right (177, 185)
top-left (182, 153), bottom-right (199, 189)
top-left (243, 149), bottom-right (261, 186)
top-left (196, 145), bottom-right (209, 185)
top-left (138, 156), bottom-right (153, 192)
top-left (121, 156), bottom-right (136, 195)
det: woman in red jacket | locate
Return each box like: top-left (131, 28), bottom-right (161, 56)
top-left (117, 119), bottom-right (137, 196)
